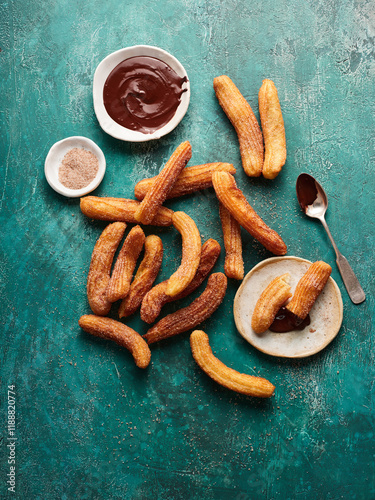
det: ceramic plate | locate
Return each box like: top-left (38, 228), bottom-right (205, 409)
top-left (234, 256), bottom-right (343, 358)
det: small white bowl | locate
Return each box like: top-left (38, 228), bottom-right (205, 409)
top-left (44, 136), bottom-right (106, 198)
top-left (93, 45), bottom-right (190, 142)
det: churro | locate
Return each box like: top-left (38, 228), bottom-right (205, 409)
top-left (118, 235), bottom-right (163, 318)
top-left (212, 171), bottom-right (287, 255)
top-left (165, 211), bottom-right (201, 297)
top-left (140, 238), bottom-right (221, 323)
top-left (78, 315), bottom-right (151, 368)
top-left (214, 75), bottom-right (263, 177)
top-left (134, 163), bottom-right (236, 200)
top-left (134, 141), bottom-right (192, 224)
top-left (80, 196), bottom-right (173, 226)
top-left (258, 79), bottom-right (286, 179)
top-left (190, 331), bottom-right (275, 397)
top-left (251, 273), bottom-right (292, 333)
top-left (219, 203), bottom-right (244, 280)
top-left (144, 273), bottom-right (227, 344)
top-left (107, 225), bottom-right (145, 303)
top-left (286, 261), bottom-right (332, 320)
top-left (87, 222), bottom-right (126, 316)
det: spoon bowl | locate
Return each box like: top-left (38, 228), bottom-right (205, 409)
top-left (296, 173), bottom-right (365, 304)
top-left (296, 173), bottom-right (327, 220)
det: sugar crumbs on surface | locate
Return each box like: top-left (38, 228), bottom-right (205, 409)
top-left (59, 147), bottom-right (99, 189)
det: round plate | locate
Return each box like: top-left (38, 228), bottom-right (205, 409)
top-left (44, 136), bottom-right (106, 198)
top-left (234, 256), bottom-right (343, 358)
top-left (93, 45), bottom-right (190, 142)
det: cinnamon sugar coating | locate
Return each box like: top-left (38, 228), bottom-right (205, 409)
top-left (144, 273), bottom-right (227, 345)
top-left (190, 330), bottom-right (275, 397)
top-left (80, 197), bottom-right (173, 226)
top-left (212, 171), bottom-right (287, 255)
top-left (134, 162), bottom-right (236, 200)
top-left (219, 203), bottom-right (244, 280)
top-left (140, 238), bottom-right (221, 324)
top-left (106, 225), bottom-right (145, 303)
top-left (118, 235), bottom-right (163, 318)
top-left (78, 315), bottom-right (151, 368)
top-left (251, 273), bottom-right (292, 333)
top-left (286, 261), bottom-right (332, 320)
top-left (214, 75), bottom-right (264, 177)
top-left (134, 141), bottom-right (192, 224)
top-left (87, 222), bottom-right (126, 316)
top-left (59, 147), bottom-right (99, 189)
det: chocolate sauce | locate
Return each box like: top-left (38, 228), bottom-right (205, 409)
top-left (269, 306), bottom-right (310, 333)
top-left (296, 173), bottom-right (318, 211)
top-left (103, 56), bottom-right (188, 134)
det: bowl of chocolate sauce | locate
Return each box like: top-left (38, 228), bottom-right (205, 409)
top-left (93, 45), bottom-right (190, 142)
top-left (234, 256), bottom-right (343, 358)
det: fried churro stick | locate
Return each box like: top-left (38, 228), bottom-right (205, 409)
top-left (87, 222), bottom-right (126, 316)
top-left (80, 197), bottom-right (173, 226)
top-left (286, 261), bottom-right (332, 320)
top-left (134, 141), bottom-right (192, 224)
top-left (134, 163), bottom-right (236, 200)
top-left (165, 211), bottom-right (201, 297)
top-left (78, 315), bottom-right (151, 368)
top-left (258, 79), bottom-right (286, 179)
top-left (140, 238), bottom-right (221, 324)
top-left (214, 75), bottom-right (263, 177)
top-left (118, 235), bottom-right (163, 318)
top-left (144, 273), bottom-right (227, 344)
top-left (219, 203), bottom-right (244, 280)
top-left (190, 330), bottom-right (275, 397)
top-left (212, 171), bottom-right (287, 255)
top-left (106, 225), bottom-right (145, 303)
top-left (251, 273), bottom-right (292, 333)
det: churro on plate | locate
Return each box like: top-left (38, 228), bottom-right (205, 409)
top-left (286, 261), bottom-right (332, 320)
top-left (251, 273), bottom-right (292, 334)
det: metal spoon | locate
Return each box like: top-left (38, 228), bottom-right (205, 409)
top-left (296, 173), bottom-right (365, 304)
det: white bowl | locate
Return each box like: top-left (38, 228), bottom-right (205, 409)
top-left (93, 45), bottom-right (190, 142)
top-left (44, 136), bottom-right (106, 198)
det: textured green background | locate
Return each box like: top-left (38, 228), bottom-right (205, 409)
top-left (1, 0), bottom-right (374, 498)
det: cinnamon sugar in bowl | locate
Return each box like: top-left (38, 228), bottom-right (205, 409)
top-left (45, 136), bottom-right (106, 198)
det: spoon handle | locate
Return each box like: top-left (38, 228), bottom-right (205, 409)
top-left (320, 217), bottom-right (366, 304)
top-left (336, 254), bottom-right (366, 304)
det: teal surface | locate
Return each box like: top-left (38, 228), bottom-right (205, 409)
top-left (1, 0), bottom-right (374, 498)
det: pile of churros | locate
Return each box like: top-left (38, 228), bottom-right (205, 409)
top-left (78, 76), bottom-right (290, 398)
